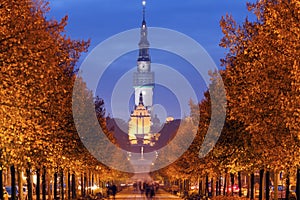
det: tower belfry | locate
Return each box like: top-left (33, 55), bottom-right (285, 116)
top-left (133, 0), bottom-right (154, 109)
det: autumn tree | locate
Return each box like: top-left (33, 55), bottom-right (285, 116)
top-left (155, 72), bottom-right (227, 197)
top-left (221, 0), bottom-right (300, 199)
top-left (0, 0), bottom-right (91, 199)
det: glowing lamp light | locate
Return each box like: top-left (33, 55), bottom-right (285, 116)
top-left (91, 185), bottom-right (98, 191)
top-left (142, 0), bottom-right (146, 6)
top-left (33, 174), bottom-right (37, 184)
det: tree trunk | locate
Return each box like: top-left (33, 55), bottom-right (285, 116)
top-left (266, 170), bottom-right (270, 200)
top-left (42, 167), bottom-right (46, 200)
top-left (36, 169), bottom-right (40, 200)
top-left (223, 174), bottom-right (227, 196)
top-left (211, 178), bottom-right (214, 197)
top-left (11, 166), bottom-right (16, 200)
top-left (0, 168), bottom-right (3, 200)
top-left (216, 178), bottom-right (219, 196)
top-left (246, 174), bottom-right (250, 198)
top-left (230, 173), bottom-right (234, 196)
top-left (60, 170), bottom-right (64, 200)
top-left (84, 173), bottom-right (87, 197)
top-left (259, 169), bottom-right (264, 200)
top-left (205, 175), bottom-right (209, 197)
top-left (54, 172), bottom-right (58, 200)
top-left (286, 173), bottom-right (290, 200)
top-left (46, 169), bottom-right (51, 200)
top-left (81, 174), bottom-right (84, 197)
top-left (92, 174), bottom-right (94, 195)
top-left (46, 170), bottom-right (53, 200)
top-left (67, 172), bottom-right (71, 200)
top-left (198, 178), bottom-right (202, 195)
top-left (179, 179), bottom-right (183, 196)
top-left (227, 173), bottom-right (230, 195)
top-left (27, 168), bottom-right (33, 200)
top-left (72, 173), bottom-right (76, 199)
top-left (219, 178), bottom-right (222, 196)
top-left (18, 169), bottom-right (23, 200)
top-left (296, 169), bottom-right (300, 200)
top-left (274, 170), bottom-right (278, 200)
top-left (238, 172), bottom-right (242, 197)
top-left (202, 177), bottom-right (205, 196)
top-left (250, 173), bottom-right (254, 200)
top-left (183, 179), bottom-right (186, 197)
top-left (86, 172), bottom-right (90, 196)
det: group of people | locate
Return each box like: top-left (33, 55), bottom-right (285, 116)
top-left (135, 181), bottom-right (159, 199)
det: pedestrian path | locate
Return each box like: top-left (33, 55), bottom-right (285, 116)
top-left (110, 188), bottom-right (183, 199)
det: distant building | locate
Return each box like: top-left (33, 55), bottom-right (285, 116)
top-left (166, 117), bottom-right (175, 123)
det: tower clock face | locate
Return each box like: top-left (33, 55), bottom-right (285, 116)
top-left (139, 62), bottom-right (149, 71)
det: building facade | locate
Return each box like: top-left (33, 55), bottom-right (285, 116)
top-left (128, 93), bottom-right (152, 145)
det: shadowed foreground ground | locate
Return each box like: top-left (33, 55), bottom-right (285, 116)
top-left (108, 187), bottom-right (182, 199)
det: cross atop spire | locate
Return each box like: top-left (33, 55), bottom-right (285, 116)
top-left (142, 0), bottom-right (146, 21)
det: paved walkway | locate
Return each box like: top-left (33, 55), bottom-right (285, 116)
top-left (109, 188), bottom-right (183, 199)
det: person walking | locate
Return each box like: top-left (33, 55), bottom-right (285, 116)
top-left (150, 184), bottom-right (155, 200)
top-left (111, 184), bottom-right (117, 200)
top-left (145, 183), bottom-right (150, 198)
top-left (106, 185), bottom-right (110, 199)
top-left (140, 183), bottom-right (144, 195)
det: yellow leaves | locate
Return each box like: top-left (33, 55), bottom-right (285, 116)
top-left (219, 0), bottom-right (300, 171)
top-left (0, 0), bottom-right (91, 171)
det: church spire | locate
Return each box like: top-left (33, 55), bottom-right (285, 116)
top-left (142, 0), bottom-right (146, 21)
top-left (133, 0), bottom-right (154, 109)
top-left (138, 0), bottom-right (150, 62)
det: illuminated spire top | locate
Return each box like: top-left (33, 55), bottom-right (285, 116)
top-left (138, 0), bottom-right (150, 62)
top-left (142, 0), bottom-right (146, 21)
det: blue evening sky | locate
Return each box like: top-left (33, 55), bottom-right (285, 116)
top-left (47, 0), bottom-right (256, 121)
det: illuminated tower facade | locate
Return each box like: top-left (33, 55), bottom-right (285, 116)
top-left (133, 0), bottom-right (154, 109)
top-left (128, 93), bottom-right (152, 145)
